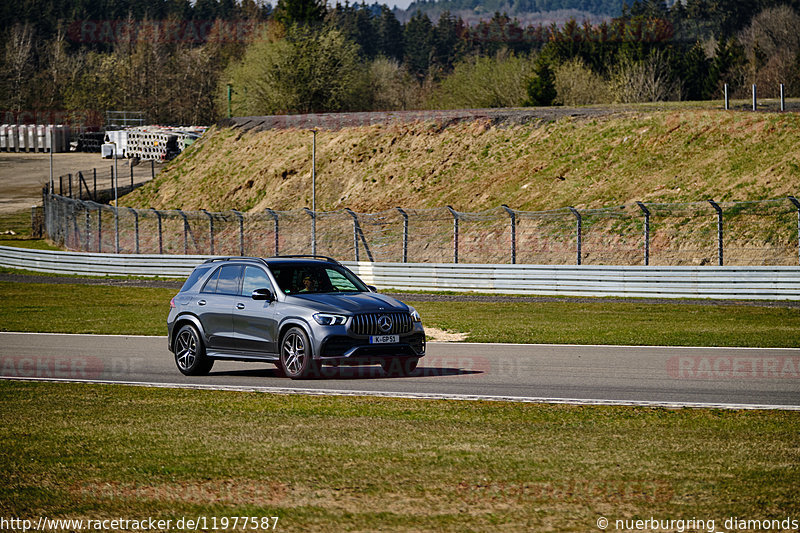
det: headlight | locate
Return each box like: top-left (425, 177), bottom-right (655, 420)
top-left (313, 313), bottom-right (348, 326)
top-left (409, 306), bottom-right (422, 323)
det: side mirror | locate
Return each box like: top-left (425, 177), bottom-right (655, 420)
top-left (367, 285), bottom-right (378, 293)
top-left (251, 288), bottom-right (274, 301)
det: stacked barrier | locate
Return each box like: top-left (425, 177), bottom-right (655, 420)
top-left (0, 124), bottom-right (71, 152)
top-left (120, 126), bottom-right (205, 161)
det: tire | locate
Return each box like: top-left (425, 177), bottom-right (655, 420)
top-left (174, 324), bottom-right (214, 376)
top-left (381, 357), bottom-right (419, 377)
top-left (280, 327), bottom-right (319, 379)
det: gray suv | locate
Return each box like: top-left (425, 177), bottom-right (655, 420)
top-left (167, 256), bottom-right (425, 379)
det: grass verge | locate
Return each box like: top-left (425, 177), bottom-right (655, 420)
top-left (1, 281), bottom-right (799, 346)
top-left (0, 209), bottom-right (59, 250)
top-left (1, 380), bottom-right (797, 532)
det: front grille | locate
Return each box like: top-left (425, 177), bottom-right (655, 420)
top-left (350, 312), bottom-right (413, 336)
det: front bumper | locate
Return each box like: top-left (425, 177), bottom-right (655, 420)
top-left (317, 327), bottom-right (426, 363)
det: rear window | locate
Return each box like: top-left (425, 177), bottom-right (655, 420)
top-left (180, 266), bottom-right (211, 293)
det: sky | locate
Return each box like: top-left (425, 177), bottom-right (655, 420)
top-left (386, 0), bottom-right (415, 8)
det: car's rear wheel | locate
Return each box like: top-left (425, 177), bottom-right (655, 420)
top-left (280, 327), bottom-right (318, 379)
top-left (381, 357), bottom-right (419, 377)
top-left (174, 324), bottom-right (213, 376)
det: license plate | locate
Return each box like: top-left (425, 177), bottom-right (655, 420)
top-left (370, 335), bottom-right (399, 344)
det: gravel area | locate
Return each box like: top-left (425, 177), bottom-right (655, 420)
top-left (0, 272), bottom-right (183, 289)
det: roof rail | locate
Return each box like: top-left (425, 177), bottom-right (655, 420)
top-left (269, 254), bottom-right (340, 264)
top-left (202, 256), bottom-right (269, 266)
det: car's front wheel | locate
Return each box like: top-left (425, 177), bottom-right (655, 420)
top-left (280, 327), bottom-right (318, 379)
top-left (381, 357), bottom-right (419, 377)
top-left (174, 324), bottom-right (214, 376)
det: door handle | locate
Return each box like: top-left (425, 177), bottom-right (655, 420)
top-left (236, 303), bottom-right (245, 310)
top-left (198, 300), bottom-right (206, 306)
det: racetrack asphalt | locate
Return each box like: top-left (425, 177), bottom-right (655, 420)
top-left (1, 332), bottom-right (798, 410)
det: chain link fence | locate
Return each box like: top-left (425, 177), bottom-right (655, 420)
top-left (52, 162), bottom-right (161, 204)
top-left (43, 192), bottom-right (800, 266)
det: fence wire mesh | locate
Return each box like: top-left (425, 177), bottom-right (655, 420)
top-left (43, 194), bottom-right (800, 266)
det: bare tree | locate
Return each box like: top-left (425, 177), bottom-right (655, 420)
top-left (738, 5), bottom-right (800, 96)
top-left (4, 23), bottom-right (35, 113)
top-left (609, 50), bottom-right (681, 103)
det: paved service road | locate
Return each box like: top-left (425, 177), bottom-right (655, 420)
top-left (1, 333), bottom-right (798, 409)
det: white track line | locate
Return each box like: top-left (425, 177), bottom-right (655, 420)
top-left (1, 376), bottom-right (798, 411)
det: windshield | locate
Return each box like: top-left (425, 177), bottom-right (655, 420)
top-left (269, 263), bottom-right (369, 295)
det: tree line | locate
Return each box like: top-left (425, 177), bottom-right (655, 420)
top-left (1, 0), bottom-right (799, 126)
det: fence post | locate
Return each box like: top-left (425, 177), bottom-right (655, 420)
top-left (752, 84), bottom-right (757, 111)
top-left (568, 207), bottom-right (582, 265)
top-left (708, 199), bottom-right (723, 266)
top-left (84, 206), bottom-right (90, 252)
top-left (345, 208), bottom-right (374, 262)
top-left (346, 208), bottom-right (360, 261)
top-left (31, 205), bottom-right (39, 239)
top-left (70, 200), bottom-right (80, 250)
top-left (266, 208), bottom-right (279, 256)
top-left (446, 206), bottom-right (459, 264)
top-left (202, 209), bottom-right (214, 255)
top-left (231, 210), bottom-right (244, 256)
top-left (303, 208), bottom-right (316, 256)
top-left (54, 197), bottom-right (60, 246)
top-left (127, 207), bottom-right (139, 254)
top-left (114, 203), bottom-right (119, 254)
top-left (151, 160), bottom-right (154, 179)
top-left (41, 188), bottom-right (47, 239)
top-left (59, 175), bottom-right (63, 195)
top-left (780, 84), bottom-right (785, 112)
top-left (789, 196), bottom-right (800, 265)
top-left (396, 207), bottom-right (409, 263)
top-left (501, 204), bottom-right (516, 264)
top-left (78, 171), bottom-right (91, 201)
top-left (68, 173), bottom-right (72, 198)
top-left (150, 208), bottom-right (163, 254)
top-left (93, 168), bottom-right (97, 199)
top-left (636, 201), bottom-right (650, 266)
top-left (97, 205), bottom-right (102, 253)
top-left (178, 209), bottom-right (189, 255)
top-left (724, 83), bottom-right (729, 110)
top-left (130, 164), bottom-right (134, 190)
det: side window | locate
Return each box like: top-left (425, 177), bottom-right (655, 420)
top-left (241, 266), bottom-right (272, 297)
top-left (200, 267), bottom-right (221, 293)
top-left (216, 265), bottom-right (243, 295)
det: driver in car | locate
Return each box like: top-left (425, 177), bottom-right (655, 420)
top-left (300, 274), bottom-right (318, 293)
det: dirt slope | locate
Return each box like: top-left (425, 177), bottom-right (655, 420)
top-left (122, 109), bottom-right (800, 212)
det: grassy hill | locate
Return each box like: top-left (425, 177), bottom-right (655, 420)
top-left (123, 108), bottom-right (800, 215)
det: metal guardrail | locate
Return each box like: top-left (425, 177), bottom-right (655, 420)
top-left (2, 246), bottom-right (799, 300)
